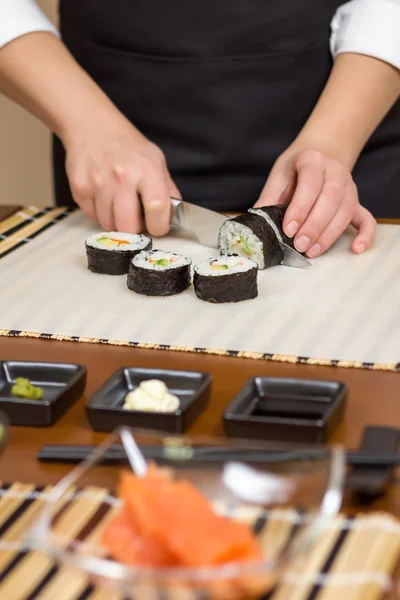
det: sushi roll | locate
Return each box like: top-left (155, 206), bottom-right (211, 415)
top-left (127, 250), bottom-right (191, 296)
top-left (86, 232), bottom-right (152, 275)
top-left (193, 255), bottom-right (258, 303)
top-left (218, 205), bottom-right (294, 270)
top-left (248, 205), bottom-right (294, 248)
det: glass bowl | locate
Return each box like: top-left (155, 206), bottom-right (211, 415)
top-left (27, 427), bottom-right (345, 599)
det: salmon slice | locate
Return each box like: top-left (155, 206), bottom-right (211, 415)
top-left (101, 509), bottom-right (177, 567)
top-left (117, 469), bottom-right (262, 568)
top-left (118, 466), bottom-right (175, 539)
top-left (150, 487), bottom-right (262, 566)
top-left (180, 516), bottom-right (263, 566)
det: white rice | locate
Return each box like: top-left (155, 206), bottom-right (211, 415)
top-left (249, 208), bottom-right (283, 242)
top-left (194, 255), bottom-right (256, 276)
top-left (133, 250), bottom-right (191, 271)
top-left (218, 221), bottom-right (265, 269)
top-left (85, 232), bottom-right (150, 251)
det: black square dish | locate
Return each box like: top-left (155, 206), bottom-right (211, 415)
top-left (86, 367), bottom-right (212, 433)
top-left (0, 361), bottom-right (87, 426)
top-left (223, 377), bottom-right (347, 444)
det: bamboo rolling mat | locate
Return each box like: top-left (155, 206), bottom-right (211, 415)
top-left (0, 483), bottom-right (398, 600)
top-left (0, 207), bottom-right (399, 371)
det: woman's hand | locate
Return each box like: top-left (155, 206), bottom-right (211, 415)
top-left (253, 50), bottom-right (400, 259)
top-left (64, 112), bottom-right (180, 237)
top-left (254, 146), bottom-right (376, 257)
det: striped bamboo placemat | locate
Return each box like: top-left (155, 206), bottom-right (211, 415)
top-left (0, 483), bottom-right (398, 600)
top-left (0, 207), bottom-right (399, 371)
top-left (0, 206), bottom-right (71, 259)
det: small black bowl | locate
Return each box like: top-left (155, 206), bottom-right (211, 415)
top-left (86, 367), bottom-right (212, 433)
top-left (0, 361), bottom-right (87, 427)
top-left (223, 377), bottom-right (347, 444)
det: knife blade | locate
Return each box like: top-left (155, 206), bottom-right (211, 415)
top-left (280, 241), bottom-right (312, 269)
top-left (170, 197), bottom-right (227, 248)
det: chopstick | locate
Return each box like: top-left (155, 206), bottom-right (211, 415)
top-left (36, 444), bottom-right (400, 467)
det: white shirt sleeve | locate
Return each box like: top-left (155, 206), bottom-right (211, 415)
top-left (331, 0), bottom-right (400, 70)
top-left (0, 0), bottom-right (59, 49)
top-left (1, 1), bottom-right (399, 70)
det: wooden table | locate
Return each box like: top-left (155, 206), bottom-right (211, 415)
top-left (0, 315), bottom-right (399, 512)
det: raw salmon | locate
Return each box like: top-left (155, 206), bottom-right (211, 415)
top-left (103, 466), bottom-right (262, 570)
top-left (101, 509), bottom-right (177, 567)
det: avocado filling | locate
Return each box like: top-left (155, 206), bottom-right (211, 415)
top-left (98, 236), bottom-right (130, 248)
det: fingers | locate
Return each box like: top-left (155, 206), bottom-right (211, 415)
top-left (68, 167), bottom-right (97, 223)
top-left (351, 205), bottom-right (376, 254)
top-left (67, 149), bottom-right (174, 236)
top-left (92, 171), bottom-right (116, 231)
top-left (138, 167), bottom-right (171, 237)
top-left (113, 189), bottom-right (143, 234)
top-left (253, 163), bottom-right (294, 209)
top-left (112, 165), bottom-right (143, 233)
top-left (167, 174), bottom-right (182, 200)
top-left (299, 183), bottom-right (375, 258)
top-left (304, 183), bottom-right (356, 257)
top-left (256, 147), bottom-right (372, 259)
top-left (68, 162), bottom-right (116, 231)
top-left (282, 151), bottom-right (325, 240)
top-left (291, 160), bottom-right (350, 253)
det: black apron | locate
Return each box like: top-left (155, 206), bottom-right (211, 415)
top-left (54, 0), bottom-right (400, 218)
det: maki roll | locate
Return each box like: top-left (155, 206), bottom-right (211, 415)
top-left (249, 205), bottom-right (294, 248)
top-left (218, 205), bottom-right (294, 270)
top-left (127, 250), bottom-right (191, 296)
top-left (86, 232), bottom-right (152, 275)
top-left (194, 255), bottom-right (257, 303)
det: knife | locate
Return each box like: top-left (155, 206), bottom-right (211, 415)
top-left (170, 197), bottom-right (311, 268)
top-left (279, 241), bottom-right (311, 269)
top-left (170, 197), bottom-right (227, 248)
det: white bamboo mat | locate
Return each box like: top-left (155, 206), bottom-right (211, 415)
top-left (0, 210), bottom-right (399, 370)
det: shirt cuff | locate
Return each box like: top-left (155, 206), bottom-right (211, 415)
top-left (330, 0), bottom-right (400, 70)
top-left (0, 0), bottom-right (59, 49)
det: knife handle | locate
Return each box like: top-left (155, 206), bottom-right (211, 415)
top-left (170, 196), bottom-right (184, 228)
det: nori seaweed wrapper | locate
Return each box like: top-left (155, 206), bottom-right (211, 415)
top-left (194, 267), bottom-right (258, 303)
top-left (86, 239), bottom-right (152, 276)
top-left (127, 260), bottom-right (191, 296)
top-left (253, 205), bottom-right (295, 248)
top-left (222, 213), bottom-right (283, 268)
